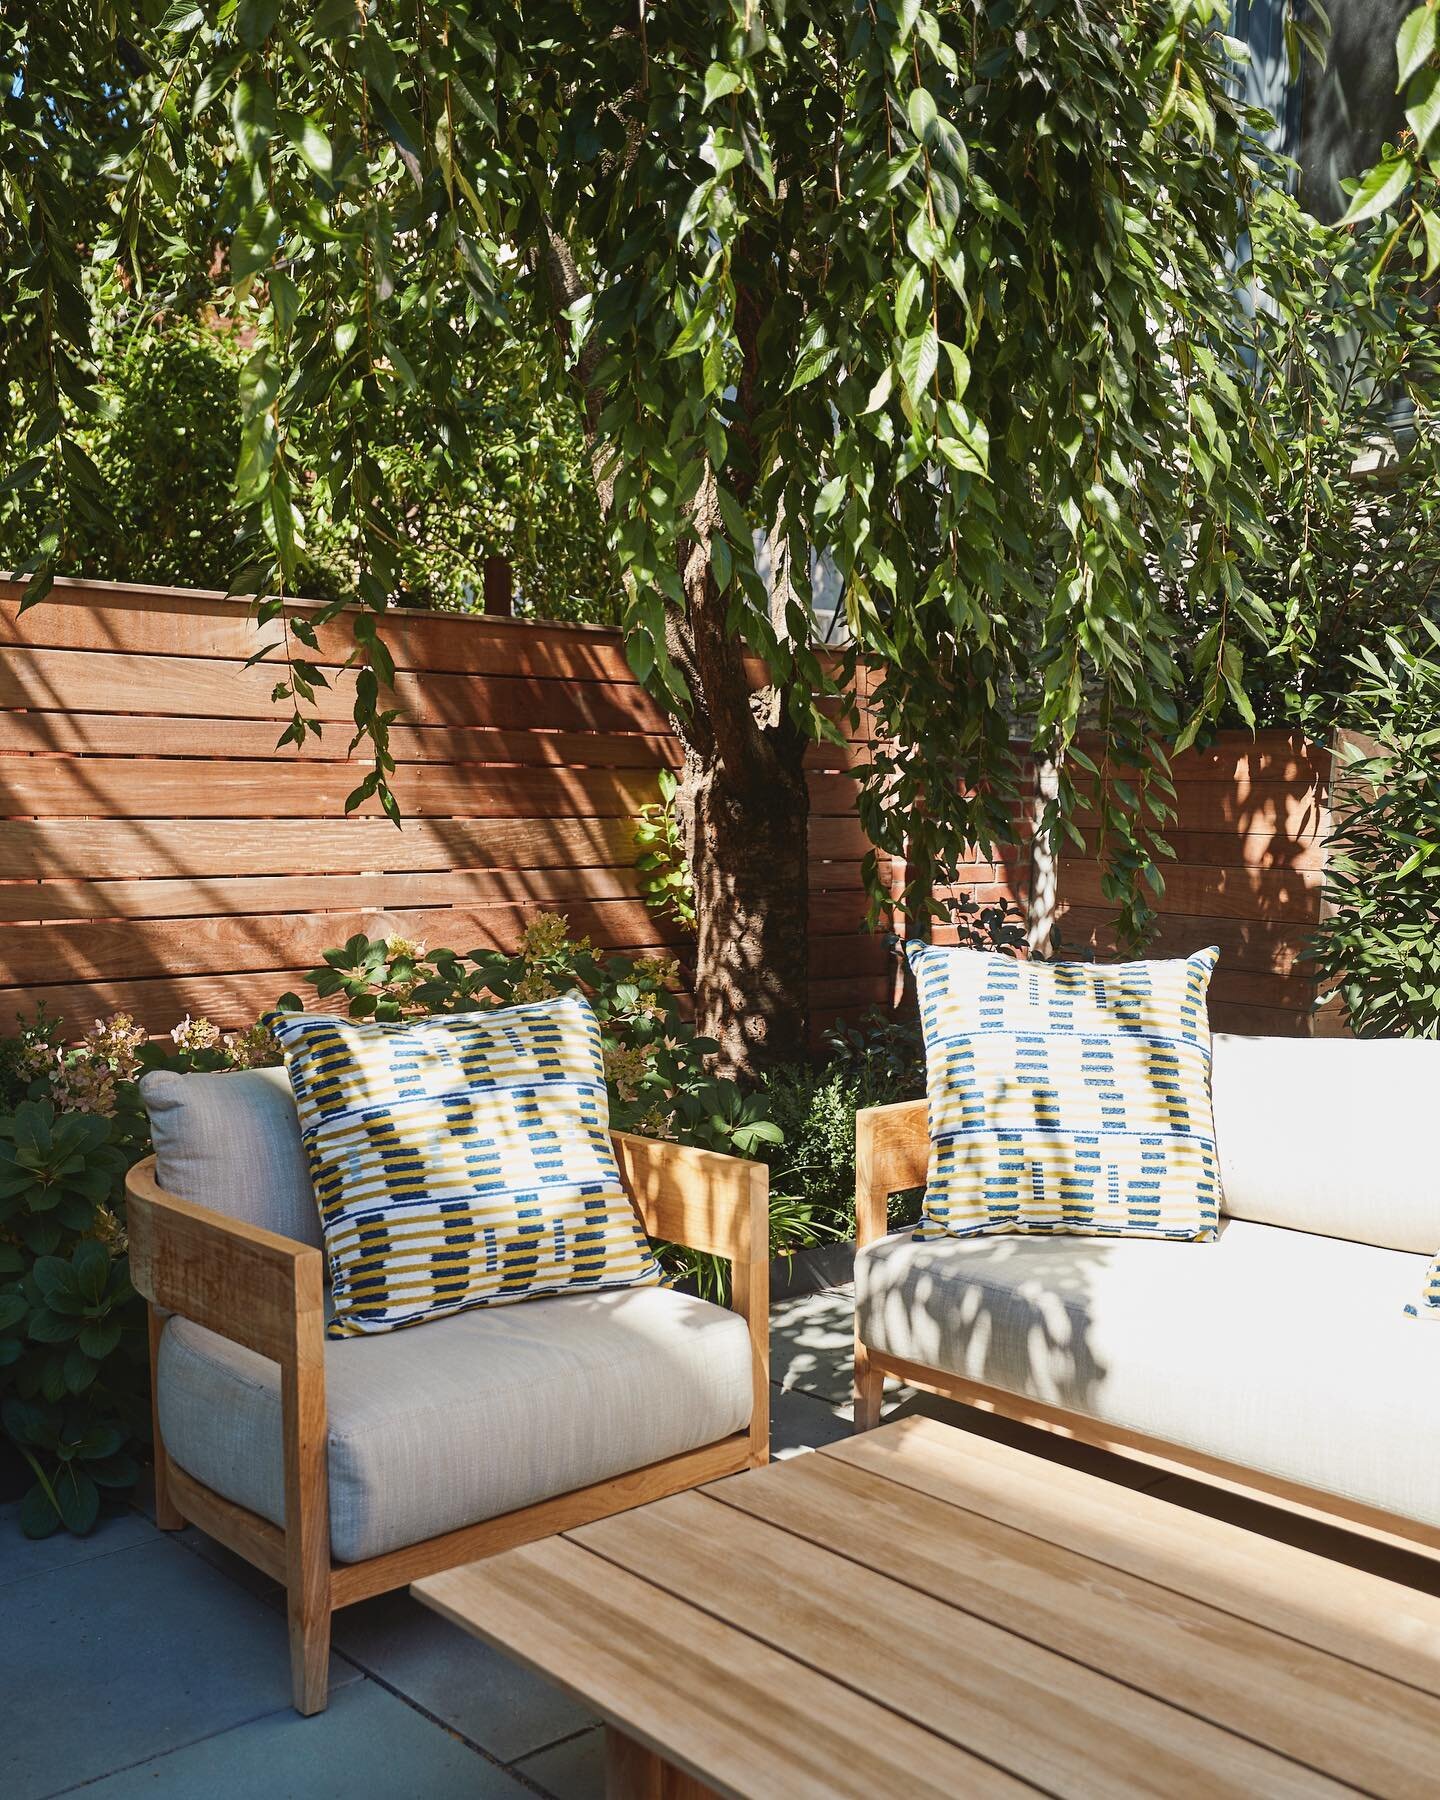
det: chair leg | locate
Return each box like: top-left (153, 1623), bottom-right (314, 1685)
top-left (147, 1306), bottom-right (184, 1531)
top-left (854, 1339), bottom-right (884, 1433)
top-left (288, 1591), bottom-right (332, 1716)
top-left (282, 1348), bottom-right (332, 1714)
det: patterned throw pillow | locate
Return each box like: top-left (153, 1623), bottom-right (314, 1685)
top-left (1406, 1259), bottom-right (1440, 1320)
top-left (907, 941), bottom-right (1222, 1242)
top-left (264, 995), bottom-right (661, 1337)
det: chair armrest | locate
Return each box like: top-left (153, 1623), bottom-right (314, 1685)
top-left (126, 1155), bottom-right (326, 1366)
top-left (855, 1099), bottom-right (928, 1247)
top-left (610, 1131), bottom-right (768, 1264)
top-left (611, 1131), bottom-right (770, 1463)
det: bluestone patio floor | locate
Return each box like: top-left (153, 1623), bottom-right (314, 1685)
top-left (7, 1283), bottom-right (1439, 1799)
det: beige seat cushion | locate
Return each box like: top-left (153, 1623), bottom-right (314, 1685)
top-left (140, 1067), bottom-right (322, 1249)
top-left (1212, 1033), bottom-right (1440, 1254)
top-left (158, 1285), bottom-right (753, 1562)
top-left (857, 1219), bottom-right (1440, 1529)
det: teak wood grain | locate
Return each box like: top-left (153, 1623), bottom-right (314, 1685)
top-left (571, 1491), bottom-right (1346, 1798)
top-left (125, 1133), bottom-right (770, 1716)
top-left (415, 1418), bottom-right (1440, 1798)
top-left (416, 1538), bottom-right (1028, 1800)
top-left (712, 1450), bottom-right (1437, 1795)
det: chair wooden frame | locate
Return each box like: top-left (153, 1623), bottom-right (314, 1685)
top-left (853, 1098), bottom-right (1440, 1562)
top-left (127, 1133), bottom-right (770, 1716)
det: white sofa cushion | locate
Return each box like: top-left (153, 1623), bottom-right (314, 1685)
top-left (157, 1284), bottom-right (752, 1562)
top-left (856, 1219), bottom-right (1440, 1528)
top-left (141, 1067), bottom-right (322, 1248)
top-left (1212, 1034), bottom-right (1440, 1253)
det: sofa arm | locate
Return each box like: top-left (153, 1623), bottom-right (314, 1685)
top-left (855, 1099), bottom-right (928, 1247)
top-left (126, 1155), bottom-right (326, 1366)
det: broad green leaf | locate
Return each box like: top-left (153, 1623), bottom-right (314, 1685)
top-left (703, 63), bottom-right (742, 108)
top-left (1396, 5), bottom-right (1438, 87)
top-left (1406, 68), bottom-right (1440, 151)
top-left (1336, 156), bottom-right (1409, 228)
top-left (898, 324), bottom-right (939, 403)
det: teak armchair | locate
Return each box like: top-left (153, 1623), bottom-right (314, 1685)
top-left (127, 1132), bottom-right (769, 1716)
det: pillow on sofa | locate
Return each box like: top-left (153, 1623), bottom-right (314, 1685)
top-left (906, 941), bottom-right (1222, 1242)
top-left (263, 994), bottom-right (661, 1337)
top-left (1407, 1259), bottom-right (1440, 1320)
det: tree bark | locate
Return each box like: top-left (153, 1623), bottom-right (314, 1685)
top-left (664, 480), bottom-right (811, 1078)
top-left (676, 725), bottom-right (810, 1075)
top-left (534, 228), bottom-right (812, 1076)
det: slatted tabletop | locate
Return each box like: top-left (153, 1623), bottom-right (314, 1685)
top-left (412, 1416), bottom-right (1440, 1798)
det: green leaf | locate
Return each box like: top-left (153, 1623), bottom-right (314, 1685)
top-left (907, 87), bottom-right (938, 143)
top-left (1406, 68), bottom-right (1440, 152)
top-left (158, 0), bottom-right (206, 31)
top-left (236, 0), bottom-right (281, 50)
top-left (1421, 207), bottom-right (1440, 278)
top-left (18, 1481), bottom-right (60, 1540)
top-left (1396, 5), bottom-right (1438, 88)
top-left (703, 63), bottom-right (742, 108)
top-left (898, 323), bottom-right (939, 403)
top-left (788, 335), bottom-right (837, 392)
top-left (1337, 156), bottom-right (1410, 228)
top-left (54, 1466), bottom-right (100, 1536)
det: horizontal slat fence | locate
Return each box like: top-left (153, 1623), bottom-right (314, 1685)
top-left (1052, 735), bottom-right (1331, 1036)
top-left (0, 579), bottom-right (890, 1039)
top-left (0, 579), bottom-right (1329, 1042)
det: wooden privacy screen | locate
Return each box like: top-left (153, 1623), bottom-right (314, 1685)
top-left (1053, 735), bottom-right (1332, 1036)
top-left (0, 578), bottom-right (1327, 1040)
top-left (0, 578), bottom-right (891, 1039)
top-left (913, 735), bottom-right (1330, 1038)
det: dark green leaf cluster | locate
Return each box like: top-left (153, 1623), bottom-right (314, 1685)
top-left (634, 770), bottom-right (698, 934)
top-left (0, 1103), bottom-right (144, 1538)
top-left (1308, 622), bottom-right (1440, 1037)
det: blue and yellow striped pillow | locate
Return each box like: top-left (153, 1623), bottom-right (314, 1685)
top-left (907, 942), bottom-right (1222, 1242)
top-left (1407, 1257), bottom-right (1440, 1321)
top-left (264, 995), bottom-right (661, 1337)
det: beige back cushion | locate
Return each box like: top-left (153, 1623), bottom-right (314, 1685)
top-left (1211, 1033), bottom-right (1440, 1253)
top-left (140, 1067), bottom-right (322, 1248)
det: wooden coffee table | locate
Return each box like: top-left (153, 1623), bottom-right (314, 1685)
top-left (413, 1416), bottom-right (1440, 1797)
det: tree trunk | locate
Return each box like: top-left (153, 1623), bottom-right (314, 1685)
top-left (533, 228), bottom-right (812, 1076)
top-left (678, 732), bottom-right (810, 1075)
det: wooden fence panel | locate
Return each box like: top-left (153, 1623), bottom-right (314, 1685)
top-left (0, 580), bottom-right (1329, 1042)
top-left (0, 579), bottom-right (883, 1039)
top-left (1052, 732), bottom-right (1330, 1036)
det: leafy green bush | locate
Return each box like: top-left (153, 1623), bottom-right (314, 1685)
top-left (0, 1032), bottom-right (145, 1536)
top-left (0, 1010), bottom-right (278, 1536)
top-left (0, 276), bottom-right (619, 623)
top-left (634, 770), bottom-right (697, 934)
top-left (1309, 626), bottom-right (1440, 1037)
top-left (287, 914), bottom-right (780, 1160)
top-left (760, 1012), bottom-right (927, 1242)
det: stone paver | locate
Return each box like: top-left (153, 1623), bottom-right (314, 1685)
top-left (2, 1534), bottom-right (361, 1800)
top-left (331, 1586), bottom-right (596, 1764)
top-left (65, 1677), bottom-right (529, 1800)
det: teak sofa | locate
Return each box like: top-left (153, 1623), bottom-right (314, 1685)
top-left (126, 1068), bottom-right (769, 1716)
top-left (854, 1031), bottom-right (1440, 1556)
